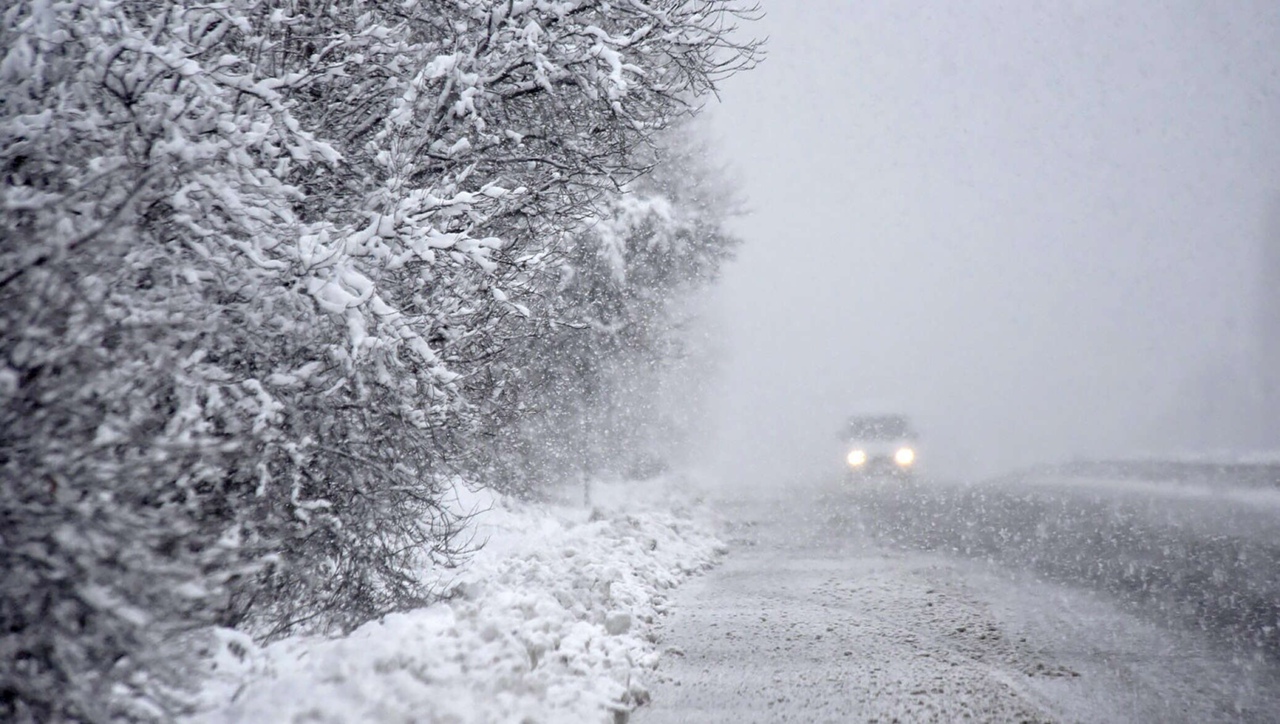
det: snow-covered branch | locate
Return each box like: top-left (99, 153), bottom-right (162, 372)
top-left (0, 1), bottom-right (758, 720)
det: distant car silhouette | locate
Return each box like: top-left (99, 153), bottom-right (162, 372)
top-left (840, 414), bottom-right (918, 481)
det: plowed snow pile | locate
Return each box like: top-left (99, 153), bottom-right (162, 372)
top-left (191, 477), bottom-right (724, 723)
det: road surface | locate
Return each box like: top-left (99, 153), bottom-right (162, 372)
top-left (636, 473), bottom-right (1280, 723)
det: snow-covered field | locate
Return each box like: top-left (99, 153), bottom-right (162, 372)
top-left (190, 475), bottom-right (725, 724)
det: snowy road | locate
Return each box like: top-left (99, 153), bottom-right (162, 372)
top-left (636, 476), bottom-right (1280, 723)
top-left (856, 470), bottom-right (1280, 660)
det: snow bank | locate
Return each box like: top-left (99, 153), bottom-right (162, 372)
top-left (190, 475), bottom-right (725, 724)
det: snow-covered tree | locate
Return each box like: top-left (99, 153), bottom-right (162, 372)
top-left (0, 1), bottom-right (759, 720)
top-left (490, 125), bottom-right (743, 491)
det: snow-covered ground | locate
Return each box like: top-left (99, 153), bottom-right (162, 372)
top-left (184, 468), bottom-right (1280, 722)
top-left (190, 475), bottom-right (725, 724)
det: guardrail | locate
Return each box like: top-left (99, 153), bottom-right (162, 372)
top-left (1022, 460), bottom-right (1280, 488)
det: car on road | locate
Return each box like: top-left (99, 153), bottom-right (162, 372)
top-left (841, 414), bottom-right (918, 480)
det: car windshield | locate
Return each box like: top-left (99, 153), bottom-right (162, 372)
top-left (845, 415), bottom-right (913, 441)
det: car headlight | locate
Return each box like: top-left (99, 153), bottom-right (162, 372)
top-left (846, 449), bottom-right (868, 467)
top-left (894, 447), bottom-right (915, 467)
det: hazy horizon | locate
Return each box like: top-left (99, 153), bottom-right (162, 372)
top-left (699, 1), bottom-right (1280, 483)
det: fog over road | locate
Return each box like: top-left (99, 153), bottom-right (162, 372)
top-left (637, 471), bottom-right (1280, 723)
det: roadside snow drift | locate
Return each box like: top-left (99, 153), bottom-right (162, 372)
top-left (192, 477), bottom-right (725, 723)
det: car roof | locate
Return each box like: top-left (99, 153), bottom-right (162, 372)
top-left (843, 414), bottom-right (914, 439)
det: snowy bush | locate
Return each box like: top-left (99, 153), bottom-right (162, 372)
top-left (492, 127), bottom-right (743, 491)
top-left (0, 1), bottom-right (757, 720)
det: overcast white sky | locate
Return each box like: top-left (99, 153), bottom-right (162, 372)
top-left (699, 1), bottom-right (1280, 482)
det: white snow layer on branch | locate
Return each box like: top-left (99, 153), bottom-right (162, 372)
top-left (594, 193), bottom-right (684, 284)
